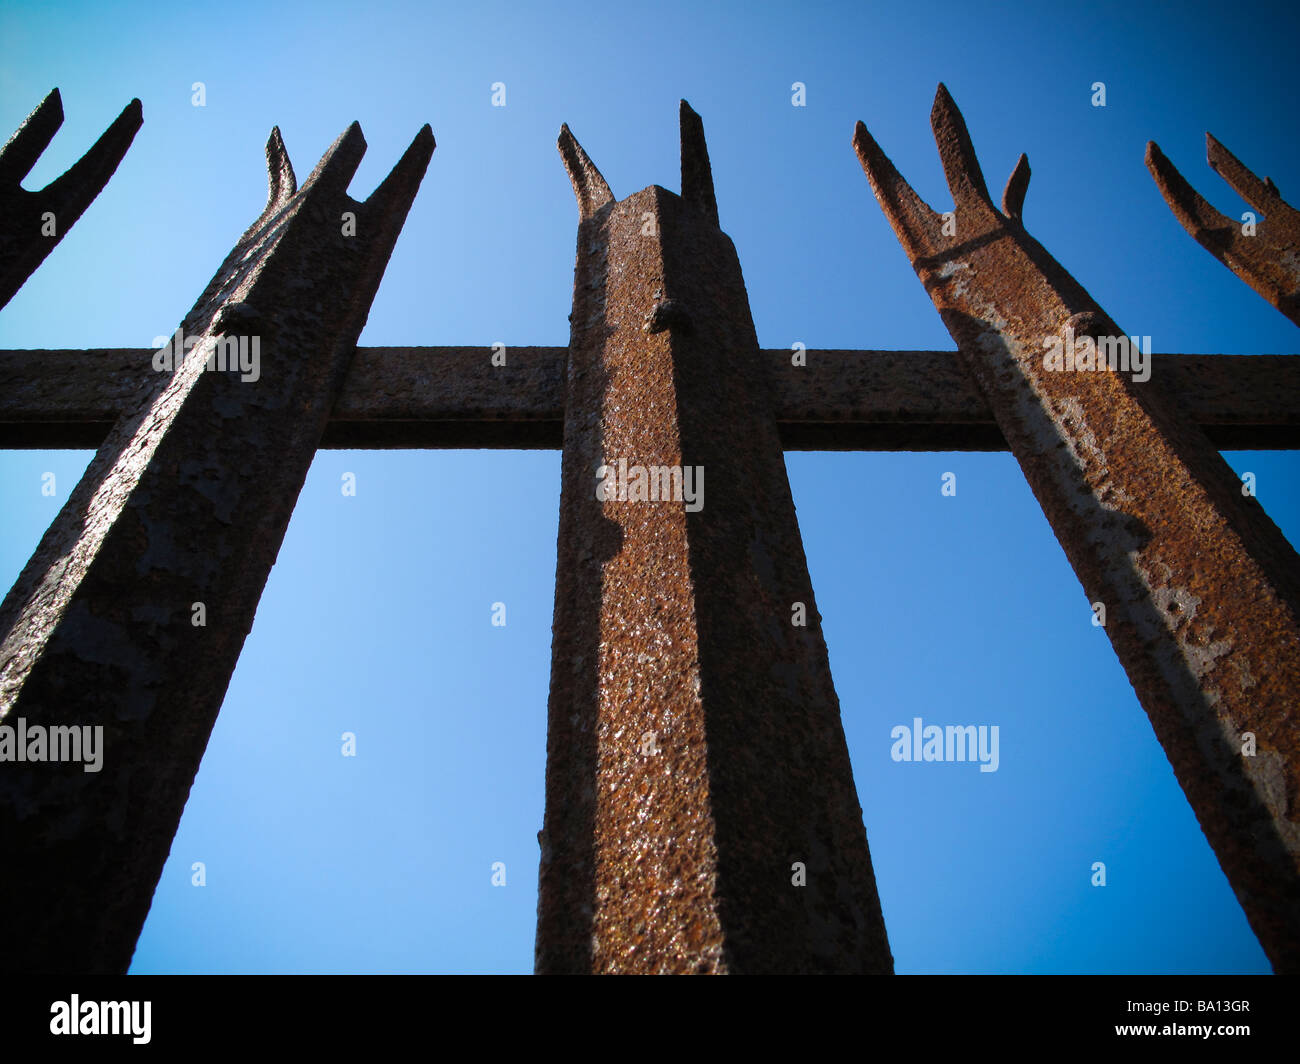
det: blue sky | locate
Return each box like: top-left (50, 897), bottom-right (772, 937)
top-left (1, 0), bottom-right (1296, 973)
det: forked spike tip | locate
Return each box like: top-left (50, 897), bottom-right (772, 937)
top-left (1145, 138), bottom-right (1235, 241)
top-left (302, 121), bottom-right (368, 198)
top-left (929, 82), bottom-right (992, 209)
top-left (32, 87), bottom-right (64, 128)
top-left (852, 120), bottom-right (887, 176)
top-left (1002, 153), bottom-right (1031, 221)
top-left (0, 88), bottom-right (68, 185)
top-left (851, 115), bottom-right (944, 255)
top-left (40, 93), bottom-right (145, 215)
top-left (1205, 131), bottom-right (1283, 210)
top-left (361, 122), bottom-right (436, 212)
top-left (679, 99), bottom-right (718, 225)
top-left (557, 122), bottom-right (614, 220)
top-left (264, 126), bottom-right (297, 207)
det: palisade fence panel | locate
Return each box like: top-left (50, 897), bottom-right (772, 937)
top-left (0, 85), bottom-right (1296, 974)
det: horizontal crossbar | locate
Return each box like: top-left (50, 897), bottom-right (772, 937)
top-left (2, 347), bottom-right (1296, 451)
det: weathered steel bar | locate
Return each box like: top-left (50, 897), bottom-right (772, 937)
top-left (0, 89), bottom-right (143, 310)
top-left (4, 347), bottom-right (1296, 451)
top-left (535, 102), bottom-right (893, 974)
top-left (855, 84), bottom-right (1300, 972)
top-left (766, 349), bottom-right (1300, 452)
top-left (0, 121), bottom-right (433, 973)
top-left (1147, 134), bottom-right (1300, 326)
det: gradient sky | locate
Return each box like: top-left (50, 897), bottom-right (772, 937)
top-left (1, 0), bottom-right (1296, 973)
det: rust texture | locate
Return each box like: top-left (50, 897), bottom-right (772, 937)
top-left (0, 88), bottom-right (142, 310)
top-left (5, 346), bottom-right (1294, 452)
top-left (855, 84), bottom-right (1300, 971)
top-left (0, 120), bottom-right (433, 973)
top-left (766, 349), bottom-right (1300, 452)
top-left (536, 102), bottom-right (892, 973)
top-left (1147, 134), bottom-right (1300, 325)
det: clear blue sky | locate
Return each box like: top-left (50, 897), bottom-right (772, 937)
top-left (1, 0), bottom-right (1296, 973)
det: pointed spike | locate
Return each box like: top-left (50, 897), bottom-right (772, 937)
top-left (0, 88), bottom-right (64, 187)
top-left (264, 126), bottom-right (297, 210)
top-left (557, 122), bottom-right (614, 219)
top-left (1001, 153), bottom-right (1031, 221)
top-left (362, 123), bottom-right (435, 212)
top-left (1151, 138), bottom-right (1300, 325)
top-left (300, 121), bottom-right (367, 199)
top-left (679, 100), bottom-right (718, 226)
top-left (41, 97), bottom-right (143, 219)
top-left (1206, 132), bottom-right (1285, 213)
top-left (852, 119), bottom-right (942, 258)
top-left (929, 83), bottom-right (993, 210)
top-left (1145, 139), bottom-right (1235, 242)
top-left (0, 94), bottom-right (140, 312)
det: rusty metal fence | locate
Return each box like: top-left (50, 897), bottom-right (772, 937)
top-left (1, 85), bottom-right (1296, 973)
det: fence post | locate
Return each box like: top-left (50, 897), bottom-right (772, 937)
top-left (536, 103), bottom-right (893, 973)
top-left (0, 122), bottom-right (433, 973)
top-left (855, 84), bottom-right (1300, 972)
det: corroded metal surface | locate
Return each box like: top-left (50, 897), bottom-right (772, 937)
top-left (536, 102), bottom-right (892, 974)
top-left (1147, 134), bottom-right (1300, 325)
top-left (0, 89), bottom-right (142, 310)
top-left (766, 349), bottom-right (1300, 452)
top-left (5, 346), bottom-right (1295, 451)
top-left (855, 85), bottom-right (1300, 971)
top-left (0, 121), bottom-right (433, 973)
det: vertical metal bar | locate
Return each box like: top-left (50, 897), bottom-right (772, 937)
top-left (536, 103), bottom-right (893, 973)
top-left (855, 84), bottom-right (1300, 971)
top-left (0, 122), bottom-right (433, 973)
